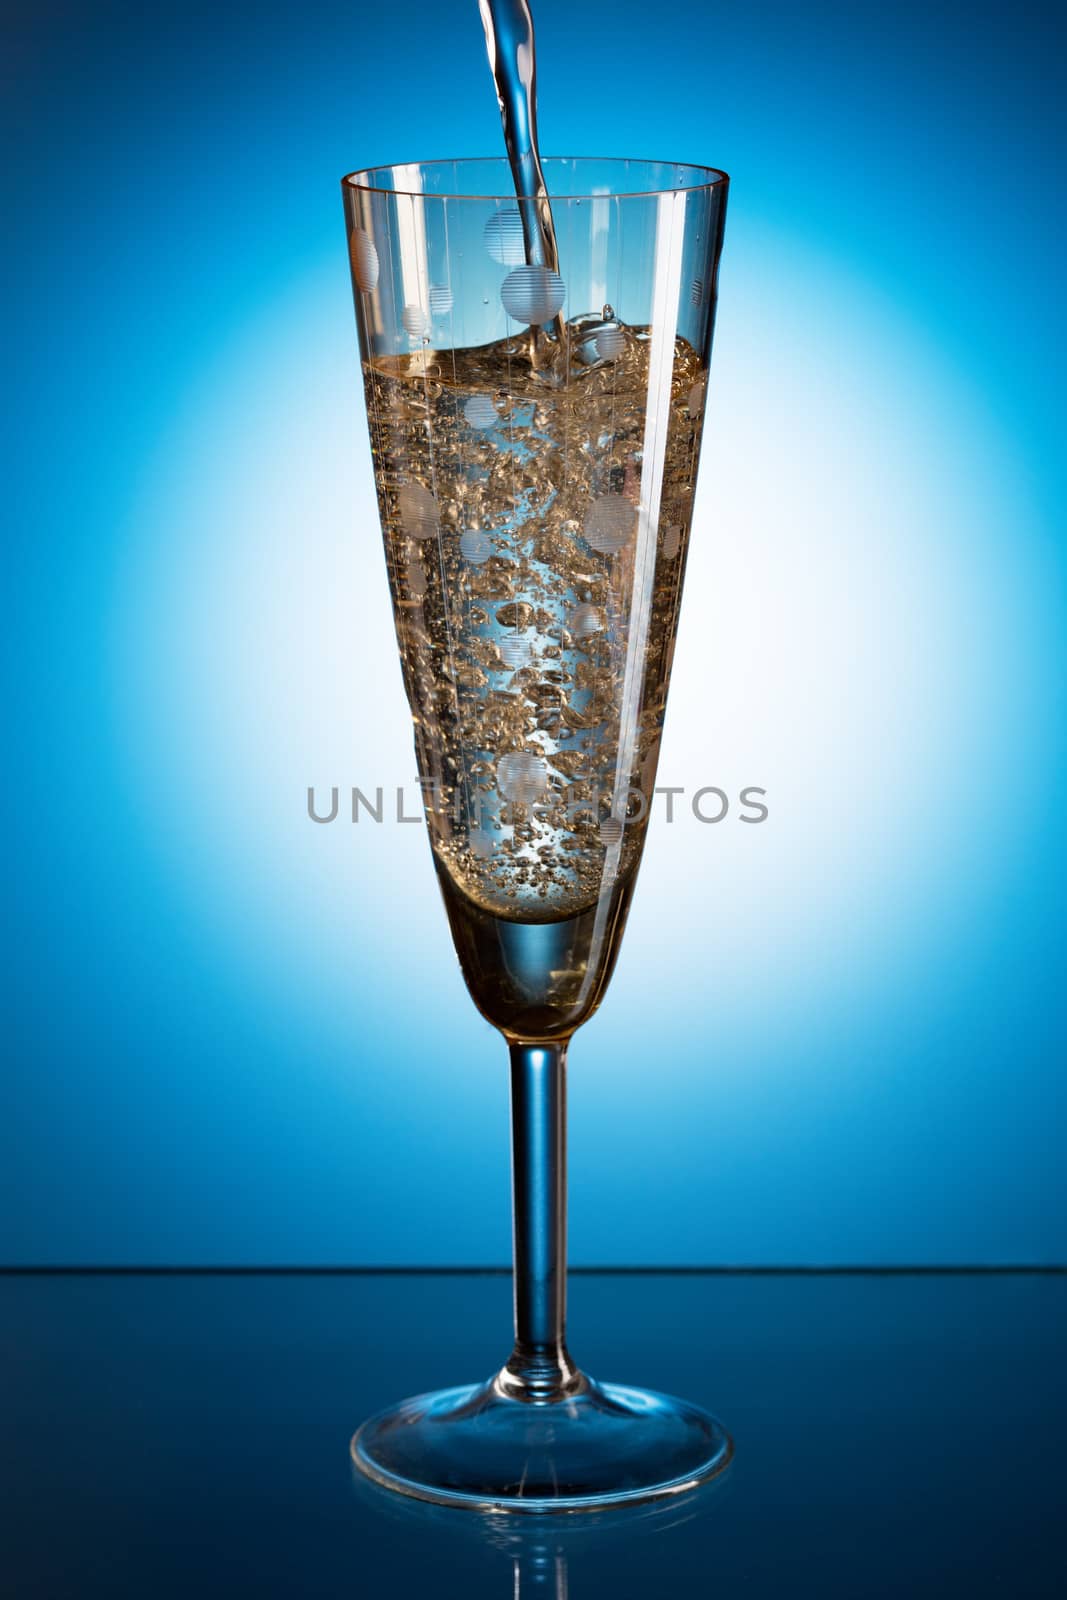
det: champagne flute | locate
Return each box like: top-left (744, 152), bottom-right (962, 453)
top-left (342, 155), bottom-right (729, 1511)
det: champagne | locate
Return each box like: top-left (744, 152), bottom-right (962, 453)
top-left (363, 321), bottom-right (708, 1037)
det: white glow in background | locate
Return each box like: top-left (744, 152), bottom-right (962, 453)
top-left (110, 220), bottom-right (1061, 1260)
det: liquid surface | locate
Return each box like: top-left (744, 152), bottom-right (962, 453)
top-left (363, 320), bottom-right (708, 928)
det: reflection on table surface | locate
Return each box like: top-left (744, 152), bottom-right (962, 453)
top-left (353, 1468), bottom-right (728, 1597)
top-left (3, 1270), bottom-right (1065, 1596)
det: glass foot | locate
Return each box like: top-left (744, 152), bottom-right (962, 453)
top-left (351, 1375), bottom-right (732, 1513)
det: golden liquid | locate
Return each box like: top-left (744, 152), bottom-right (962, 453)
top-left (363, 320), bottom-right (707, 944)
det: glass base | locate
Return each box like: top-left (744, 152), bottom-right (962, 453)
top-left (351, 1374), bottom-right (732, 1514)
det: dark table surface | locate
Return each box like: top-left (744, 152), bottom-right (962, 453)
top-left (2, 1269), bottom-right (1065, 1597)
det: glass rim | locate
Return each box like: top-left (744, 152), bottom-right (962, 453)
top-left (340, 155), bottom-right (729, 203)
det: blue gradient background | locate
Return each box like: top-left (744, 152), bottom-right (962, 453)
top-left (3, 0), bottom-right (1064, 1266)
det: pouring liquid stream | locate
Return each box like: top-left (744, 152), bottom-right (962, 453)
top-left (478, 0), bottom-right (569, 366)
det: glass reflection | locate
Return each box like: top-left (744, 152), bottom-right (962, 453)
top-left (352, 1468), bottom-right (730, 1596)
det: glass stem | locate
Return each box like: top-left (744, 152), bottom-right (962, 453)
top-left (498, 1042), bottom-right (584, 1402)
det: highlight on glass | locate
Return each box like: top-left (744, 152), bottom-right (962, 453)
top-left (342, 152), bottom-right (729, 1511)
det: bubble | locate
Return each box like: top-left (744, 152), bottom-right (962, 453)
top-left (402, 304), bottom-right (429, 339)
top-left (428, 283), bottom-right (453, 317)
top-left (687, 377), bottom-right (706, 415)
top-left (396, 479), bottom-right (439, 541)
top-left (483, 208), bottom-right (526, 266)
top-left (464, 394), bottom-right (501, 430)
top-left (584, 492), bottom-right (637, 555)
top-left (495, 602), bottom-right (534, 630)
top-left (595, 326), bottom-right (626, 360)
top-left (497, 752), bottom-right (549, 804)
top-left (405, 557), bottom-right (427, 598)
top-left (661, 522), bottom-right (682, 560)
top-left (498, 635), bottom-right (532, 671)
top-left (567, 602), bottom-right (604, 638)
top-left (460, 529), bottom-right (492, 565)
top-left (599, 816), bottom-right (624, 846)
top-left (348, 228), bottom-right (379, 293)
top-left (500, 266), bottom-right (566, 326)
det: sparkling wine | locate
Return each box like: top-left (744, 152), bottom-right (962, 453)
top-left (363, 321), bottom-right (708, 1036)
